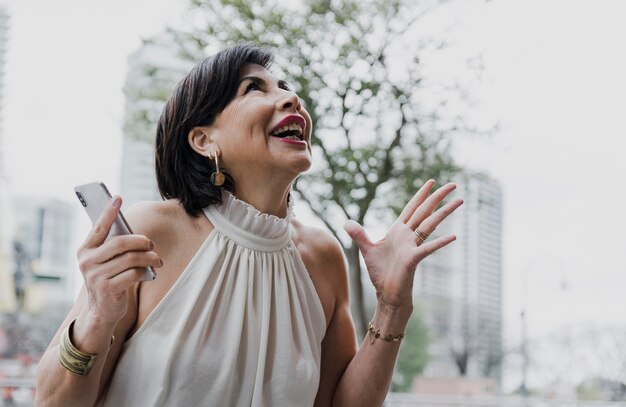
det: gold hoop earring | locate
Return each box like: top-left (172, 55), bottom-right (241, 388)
top-left (208, 153), bottom-right (225, 186)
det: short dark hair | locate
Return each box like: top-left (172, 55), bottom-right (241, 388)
top-left (155, 43), bottom-right (274, 217)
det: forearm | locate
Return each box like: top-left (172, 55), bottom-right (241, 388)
top-left (35, 310), bottom-right (115, 407)
top-left (332, 303), bottom-right (412, 407)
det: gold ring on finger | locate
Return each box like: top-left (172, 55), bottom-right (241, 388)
top-left (414, 228), bottom-right (428, 242)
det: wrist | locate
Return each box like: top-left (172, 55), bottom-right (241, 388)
top-left (375, 297), bottom-right (413, 320)
top-left (371, 301), bottom-right (413, 335)
top-left (58, 319), bottom-right (114, 376)
top-left (72, 310), bottom-right (117, 355)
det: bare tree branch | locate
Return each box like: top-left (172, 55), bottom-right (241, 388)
top-left (292, 183), bottom-right (343, 244)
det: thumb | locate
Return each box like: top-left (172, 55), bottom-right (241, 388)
top-left (343, 220), bottom-right (372, 253)
top-left (85, 195), bottom-right (121, 248)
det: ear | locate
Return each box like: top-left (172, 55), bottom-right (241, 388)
top-left (188, 126), bottom-right (220, 157)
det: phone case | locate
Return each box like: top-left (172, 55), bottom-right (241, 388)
top-left (74, 182), bottom-right (156, 281)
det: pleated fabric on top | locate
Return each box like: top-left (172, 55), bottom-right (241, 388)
top-left (97, 191), bottom-right (327, 407)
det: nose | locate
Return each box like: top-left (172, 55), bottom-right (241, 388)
top-left (276, 90), bottom-right (300, 112)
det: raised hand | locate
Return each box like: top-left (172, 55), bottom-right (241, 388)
top-left (76, 196), bottom-right (162, 325)
top-left (343, 180), bottom-right (463, 311)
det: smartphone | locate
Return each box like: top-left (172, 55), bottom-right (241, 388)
top-left (74, 182), bottom-right (156, 281)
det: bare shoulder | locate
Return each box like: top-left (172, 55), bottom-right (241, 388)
top-left (290, 218), bottom-right (346, 270)
top-left (290, 218), bottom-right (349, 313)
top-left (122, 199), bottom-right (210, 245)
top-left (123, 199), bottom-right (182, 238)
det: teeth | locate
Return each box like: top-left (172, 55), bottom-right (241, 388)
top-left (271, 122), bottom-right (303, 137)
top-left (285, 135), bottom-right (301, 141)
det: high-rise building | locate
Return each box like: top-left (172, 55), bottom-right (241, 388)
top-left (0, 6), bottom-right (13, 314)
top-left (418, 173), bottom-right (504, 381)
top-left (120, 38), bottom-right (191, 209)
top-left (0, 6), bottom-right (7, 174)
top-left (416, 235), bottom-right (457, 377)
top-left (451, 174), bottom-right (503, 379)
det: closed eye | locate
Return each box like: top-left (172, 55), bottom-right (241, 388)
top-left (244, 81), bottom-right (261, 94)
top-left (278, 80), bottom-right (292, 92)
top-left (239, 76), bottom-right (293, 94)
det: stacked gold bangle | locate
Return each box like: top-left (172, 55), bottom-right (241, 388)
top-left (368, 321), bottom-right (406, 344)
top-left (58, 319), bottom-right (114, 376)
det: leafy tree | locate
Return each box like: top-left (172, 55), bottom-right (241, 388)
top-left (157, 0), bottom-right (478, 339)
top-left (125, 0), bottom-right (493, 390)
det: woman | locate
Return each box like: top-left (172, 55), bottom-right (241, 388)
top-left (35, 43), bottom-right (463, 406)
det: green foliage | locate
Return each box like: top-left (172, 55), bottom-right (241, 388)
top-left (162, 0), bottom-right (465, 239)
top-left (391, 308), bottom-right (429, 392)
top-left (130, 0), bottom-right (486, 338)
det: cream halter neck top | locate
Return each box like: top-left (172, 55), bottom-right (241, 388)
top-left (97, 191), bottom-right (327, 406)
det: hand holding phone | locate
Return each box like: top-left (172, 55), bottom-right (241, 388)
top-left (74, 182), bottom-right (157, 281)
top-left (73, 182), bottom-right (160, 326)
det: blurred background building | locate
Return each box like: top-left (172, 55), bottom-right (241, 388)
top-left (11, 197), bottom-right (75, 311)
top-left (452, 174), bottom-right (504, 379)
top-left (0, 6), bottom-right (7, 172)
top-left (120, 38), bottom-right (191, 210)
top-left (1, 196), bottom-right (75, 402)
top-left (0, 6), bottom-right (13, 315)
top-left (417, 173), bottom-right (503, 387)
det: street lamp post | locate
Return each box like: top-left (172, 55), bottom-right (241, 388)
top-left (519, 255), bottom-right (568, 402)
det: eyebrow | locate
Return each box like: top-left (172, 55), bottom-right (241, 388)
top-left (238, 75), bottom-right (291, 90)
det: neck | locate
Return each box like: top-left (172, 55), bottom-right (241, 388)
top-left (229, 176), bottom-right (294, 219)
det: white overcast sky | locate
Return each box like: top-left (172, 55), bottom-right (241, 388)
top-left (2, 0), bottom-right (625, 347)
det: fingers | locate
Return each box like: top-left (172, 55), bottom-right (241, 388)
top-left (81, 250), bottom-right (161, 313)
top-left (398, 180), bottom-right (435, 224)
top-left (415, 198), bottom-right (464, 244)
top-left (413, 234), bottom-right (457, 261)
top-left (106, 268), bottom-right (155, 293)
top-left (407, 183), bottom-right (457, 230)
top-left (82, 195), bottom-right (123, 249)
top-left (79, 234), bottom-right (161, 284)
top-left (343, 220), bottom-right (373, 254)
top-left (89, 249), bottom-right (162, 280)
top-left (89, 235), bottom-right (155, 265)
top-left (84, 266), bottom-right (153, 311)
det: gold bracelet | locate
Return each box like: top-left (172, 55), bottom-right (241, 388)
top-left (58, 319), bottom-right (115, 376)
top-left (368, 321), bottom-right (406, 344)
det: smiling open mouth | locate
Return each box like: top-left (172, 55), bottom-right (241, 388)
top-left (270, 122), bottom-right (304, 141)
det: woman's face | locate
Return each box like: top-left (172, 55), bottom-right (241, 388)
top-left (208, 63), bottom-right (313, 182)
